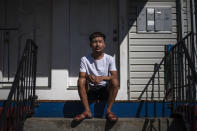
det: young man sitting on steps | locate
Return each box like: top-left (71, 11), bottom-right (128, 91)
top-left (73, 32), bottom-right (119, 122)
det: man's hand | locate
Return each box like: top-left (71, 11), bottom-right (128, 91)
top-left (87, 75), bottom-right (96, 84)
top-left (86, 72), bottom-right (118, 85)
top-left (95, 76), bottom-right (103, 84)
top-left (87, 75), bottom-right (103, 85)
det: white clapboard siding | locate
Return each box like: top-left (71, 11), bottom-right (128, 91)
top-left (129, 26), bottom-right (188, 33)
top-left (130, 72), bottom-right (164, 78)
top-left (130, 26), bottom-right (177, 33)
top-left (130, 59), bottom-right (164, 65)
top-left (127, 0), bottom-right (184, 100)
top-left (129, 85), bottom-right (166, 92)
top-left (128, 7), bottom-right (185, 14)
top-left (129, 33), bottom-right (177, 39)
top-left (129, 14), bottom-right (186, 22)
top-left (130, 78), bottom-right (165, 85)
top-left (129, 52), bottom-right (165, 58)
top-left (129, 39), bottom-right (177, 46)
top-left (129, 92), bottom-right (165, 100)
top-left (129, 17), bottom-right (184, 26)
top-left (129, 17), bottom-right (179, 23)
top-left (130, 65), bottom-right (164, 72)
top-left (130, 46), bottom-right (165, 52)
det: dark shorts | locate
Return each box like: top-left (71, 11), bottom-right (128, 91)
top-left (87, 86), bottom-right (109, 101)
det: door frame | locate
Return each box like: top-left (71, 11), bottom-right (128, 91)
top-left (65, 0), bottom-right (129, 100)
top-left (67, 0), bottom-right (120, 88)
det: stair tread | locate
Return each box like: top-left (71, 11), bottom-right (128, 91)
top-left (24, 117), bottom-right (183, 131)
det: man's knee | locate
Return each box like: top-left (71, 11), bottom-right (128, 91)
top-left (78, 79), bottom-right (90, 93)
top-left (109, 78), bottom-right (119, 89)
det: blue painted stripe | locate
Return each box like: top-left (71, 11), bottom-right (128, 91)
top-left (1, 101), bottom-right (196, 118)
top-left (0, 101), bottom-right (3, 107)
top-left (33, 102), bottom-right (172, 118)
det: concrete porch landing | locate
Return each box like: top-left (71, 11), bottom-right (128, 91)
top-left (24, 117), bottom-right (185, 131)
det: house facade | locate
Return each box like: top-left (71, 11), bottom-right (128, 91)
top-left (0, 0), bottom-right (196, 101)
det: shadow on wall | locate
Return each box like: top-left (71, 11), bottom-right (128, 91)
top-left (135, 101), bottom-right (171, 118)
top-left (0, 0), bottom-right (148, 80)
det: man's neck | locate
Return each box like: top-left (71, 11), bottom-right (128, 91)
top-left (91, 52), bottom-right (104, 60)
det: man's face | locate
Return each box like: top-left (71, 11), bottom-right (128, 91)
top-left (90, 37), bottom-right (106, 53)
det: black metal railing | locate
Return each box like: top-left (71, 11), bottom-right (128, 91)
top-left (166, 32), bottom-right (197, 130)
top-left (136, 32), bottom-right (197, 123)
top-left (0, 39), bottom-right (38, 131)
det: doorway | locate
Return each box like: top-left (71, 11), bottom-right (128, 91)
top-left (68, 0), bottom-right (119, 87)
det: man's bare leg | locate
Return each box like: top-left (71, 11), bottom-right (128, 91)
top-left (74, 79), bottom-right (92, 121)
top-left (106, 78), bottom-right (119, 113)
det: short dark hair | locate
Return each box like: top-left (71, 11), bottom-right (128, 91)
top-left (89, 32), bottom-right (106, 42)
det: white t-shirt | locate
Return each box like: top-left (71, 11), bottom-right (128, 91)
top-left (80, 53), bottom-right (117, 86)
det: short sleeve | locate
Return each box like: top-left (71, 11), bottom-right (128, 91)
top-left (79, 57), bottom-right (86, 72)
top-left (109, 56), bottom-right (117, 71)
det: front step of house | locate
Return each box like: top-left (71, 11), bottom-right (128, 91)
top-left (24, 117), bottom-right (186, 131)
top-left (23, 101), bottom-right (187, 131)
top-left (0, 101), bottom-right (189, 130)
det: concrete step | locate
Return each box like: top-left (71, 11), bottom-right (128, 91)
top-left (24, 117), bottom-right (186, 131)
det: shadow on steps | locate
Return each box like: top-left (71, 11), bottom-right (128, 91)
top-left (24, 117), bottom-right (187, 131)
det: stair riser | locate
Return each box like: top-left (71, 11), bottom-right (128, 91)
top-left (33, 102), bottom-right (171, 118)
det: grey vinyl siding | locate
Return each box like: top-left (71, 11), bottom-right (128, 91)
top-left (128, 0), bottom-right (188, 100)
